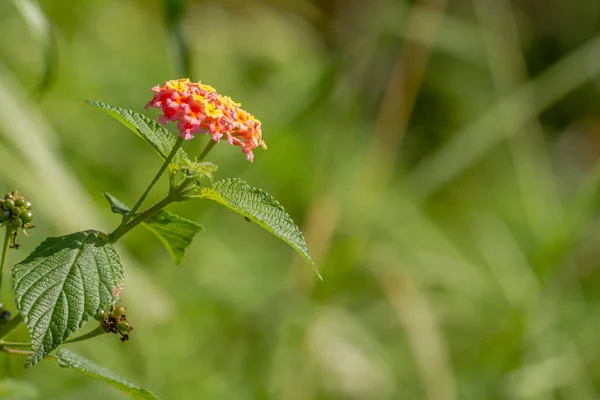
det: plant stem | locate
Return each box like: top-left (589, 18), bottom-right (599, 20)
top-left (127, 136), bottom-right (184, 222)
top-left (0, 341), bottom-right (30, 348)
top-left (198, 139), bottom-right (217, 161)
top-left (110, 137), bottom-right (184, 242)
top-left (0, 314), bottom-right (23, 340)
top-left (1, 347), bottom-right (31, 356)
top-left (110, 191), bottom-right (178, 243)
top-left (63, 326), bottom-right (106, 344)
top-left (0, 226), bottom-right (12, 296)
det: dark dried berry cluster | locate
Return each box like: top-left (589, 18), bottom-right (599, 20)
top-left (95, 305), bottom-right (133, 342)
top-left (0, 190), bottom-right (33, 248)
top-left (0, 303), bottom-right (10, 327)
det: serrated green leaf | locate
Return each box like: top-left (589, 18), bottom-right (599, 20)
top-left (52, 348), bottom-right (160, 400)
top-left (86, 101), bottom-right (189, 170)
top-left (12, 230), bottom-right (125, 367)
top-left (103, 193), bottom-right (203, 264)
top-left (197, 178), bottom-right (321, 279)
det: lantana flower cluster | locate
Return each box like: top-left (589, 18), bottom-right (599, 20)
top-left (146, 78), bottom-right (266, 162)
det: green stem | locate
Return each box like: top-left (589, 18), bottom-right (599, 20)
top-left (0, 341), bottom-right (30, 348)
top-left (0, 314), bottom-right (23, 340)
top-left (63, 326), bottom-right (106, 344)
top-left (127, 136), bottom-right (183, 221)
top-left (110, 191), bottom-right (178, 243)
top-left (0, 227), bottom-right (12, 296)
top-left (110, 137), bottom-right (184, 242)
top-left (198, 139), bottom-right (217, 161)
top-left (1, 347), bottom-right (31, 356)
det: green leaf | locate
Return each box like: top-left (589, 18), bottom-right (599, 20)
top-left (183, 160), bottom-right (218, 182)
top-left (86, 101), bottom-right (189, 170)
top-left (197, 178), bottom-right (321, 279)
top-left (52, 348), bottom-right (160, 400)
top-left (143, 211), bottom-right (204, 265)
top-left (103, 192), bottom-right (130, 217)
top-left (12, 230), bottom-right (125, 367)
top-left (103, 193), bottom-right (203, 265)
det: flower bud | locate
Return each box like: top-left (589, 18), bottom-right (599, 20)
top-left (4, 193), bottom-right (12, 200)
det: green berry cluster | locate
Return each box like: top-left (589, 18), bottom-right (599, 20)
top-left (0, 190), bottom-right (33, 231)
top-left (95, 305), bottom-right (134, 342)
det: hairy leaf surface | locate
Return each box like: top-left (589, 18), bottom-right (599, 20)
top-left (198, 178), bottom-right (320, 278)
top-left (12, 230), bottom-right (124, 367)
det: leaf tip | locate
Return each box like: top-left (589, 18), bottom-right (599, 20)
top-left (24, 355), bottom-right (39, 369)
top-left (314, 266), bottom-right (323, 281)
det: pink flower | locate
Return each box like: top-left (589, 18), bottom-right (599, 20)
top-left (146, 78), bottom-right (266, 161)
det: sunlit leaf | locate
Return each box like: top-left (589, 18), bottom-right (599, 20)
top-left (87, 101), bottom-right (189, 170)
top-left (197, 178), bottom-right (321, 279)
top-left (53, 348), bottom-right (160, 400)
top-left (12, 230), bottom-right (124, 367)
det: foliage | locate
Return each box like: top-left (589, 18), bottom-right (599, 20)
top-left (0, 79), bottom-right (316, 395)
top-left (2, 0), bottom-right (600, 398)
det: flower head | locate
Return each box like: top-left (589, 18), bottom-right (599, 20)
top-left (145, 78), bottom-right (266, 162)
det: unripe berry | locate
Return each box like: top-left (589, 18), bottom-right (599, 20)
top-left (11, 207), bottom-right (20, 217)
top-left (1, 211), bottom-right (9, 222)
top-left (3, 199), bottom-right (14, 209)
top-left (4, 193), bottom-right (12, 200)
top-left (20, 211), bottom-right (33, 224)
top-left (24, 201), bottom-right (32, 210)
top-left (11, 217), bottom-right (22, 228)
top-left (112, 306), bottom-right (125, 318)
top-left (117, 321), bottom-right (130, 334)
top-left (94, 309), bottom-right (106, 321)
top-left (14, 198), bottom-right (25, 208)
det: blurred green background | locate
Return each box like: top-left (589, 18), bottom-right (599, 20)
top-left (1, 0), bottom-right (600, 398)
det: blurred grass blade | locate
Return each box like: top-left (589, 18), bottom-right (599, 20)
top-left (10, 0), bottom-right (57, 98)
top-left (52, 349), bottom-right (161, 400)
top-left (163, 0), bottom-right (192, 77)
top-left (408, 35), bottom-right (600, 202)
top-left (0, 379), bottom-right (38, 399)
